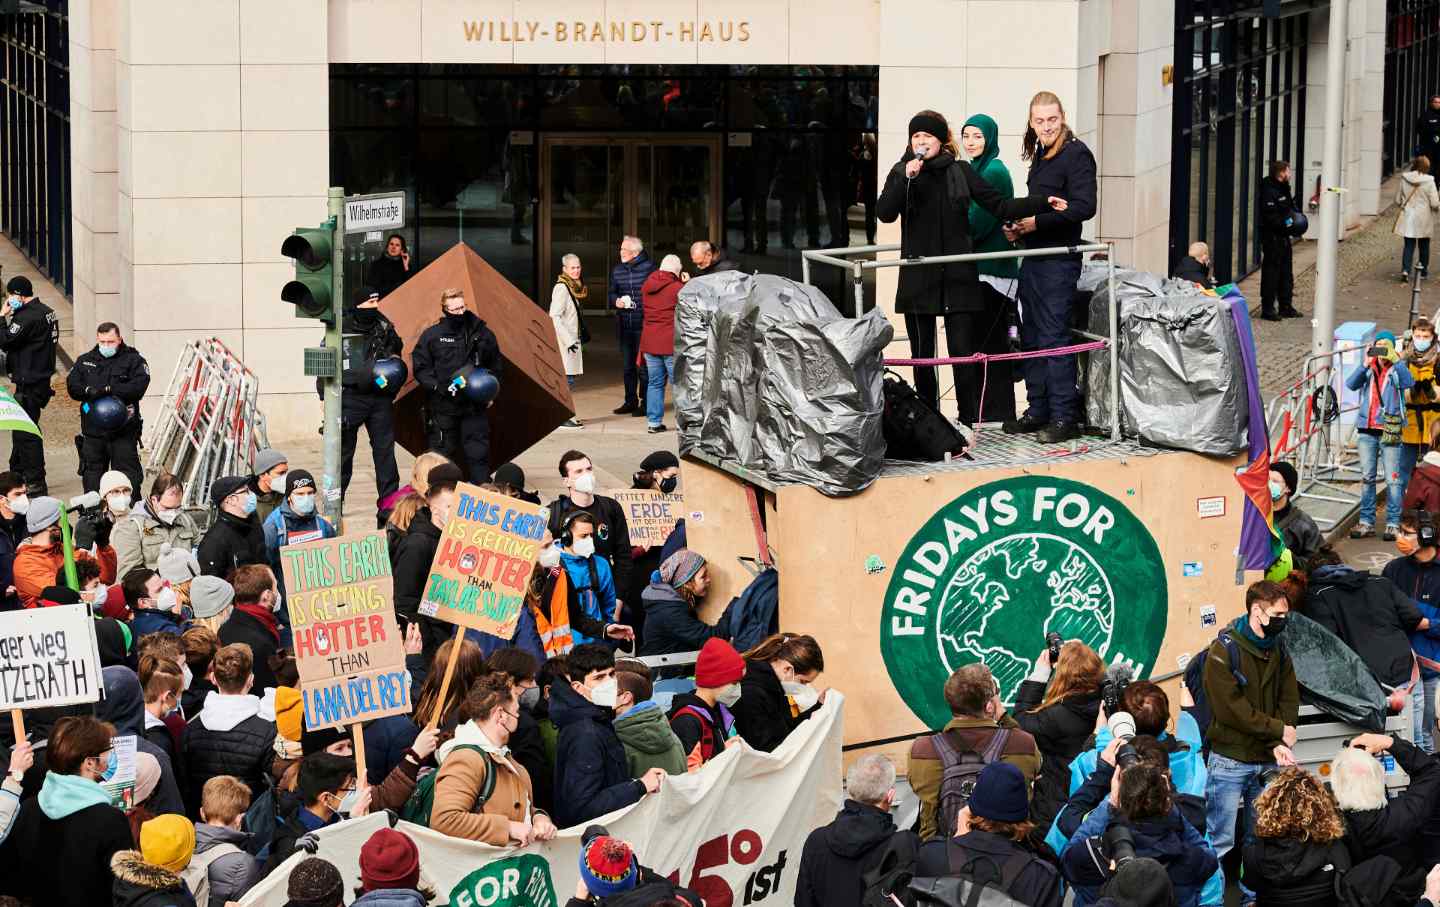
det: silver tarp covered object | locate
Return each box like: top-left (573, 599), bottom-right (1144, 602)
top-left (674, 273), bottom-right (893, 496)
top-left (1084, 265), bottom-right (1249, 455)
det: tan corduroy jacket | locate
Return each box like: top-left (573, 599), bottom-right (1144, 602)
top-left (430, 743), bottom-right (539, 845)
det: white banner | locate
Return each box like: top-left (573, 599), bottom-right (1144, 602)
top-left (241, 694), bottom-right (845, 907)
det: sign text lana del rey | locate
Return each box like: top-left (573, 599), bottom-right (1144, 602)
top-left (282, 531), bottom-right (410, 731)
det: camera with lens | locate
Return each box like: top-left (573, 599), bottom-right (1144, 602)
top-left (1101, 675), bottom-right (1130, 717)
top-left (1114, 743), bottom-right (1141, 770)
top-left (1103, 824), bottom-right (1137, 869)
top-left (1368, 343), bottom-right (1389, 358)
top-left (1045, 631), bottom-right (1063, 665)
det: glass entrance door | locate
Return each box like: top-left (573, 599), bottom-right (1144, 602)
top-left (540, 134), bottom-right (722, 311)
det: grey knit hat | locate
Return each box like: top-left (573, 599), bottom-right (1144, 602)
top-left (156, 543), bottom-right (200, 584)
top-left (252, 448), bottom-right (287, 476)
top-left (189, 575), bottom-right (235, 619)
top-left (286, 856), bottom-right (345, 907)
top-left (25, 496), bottom-right (62, 534)
top-left (659, 548), bottom-right (705, 588)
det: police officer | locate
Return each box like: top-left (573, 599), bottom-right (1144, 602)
top-left (0, 276), bottom-right (59, 494)
top-left (66, 322), bottom-right (150, 499)
top-left (339, 286), bottom-right (403, 505)
top-left (412, 287), bottom-right (504, 483)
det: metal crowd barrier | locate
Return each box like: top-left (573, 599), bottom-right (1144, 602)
top-left (801, 242), bottom-right (1120, 442)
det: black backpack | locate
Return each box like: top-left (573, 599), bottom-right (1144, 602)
top-left (908, 846), bottom-right (1033, 907)
top-left (882, 370), bottom-right (968, 462)
top-left (860, 832), bottom-right (922, 907)
top-left (1182, 629), bottom-right (1252, 743)
top-left (930, 729), bottom-right (1010, 842)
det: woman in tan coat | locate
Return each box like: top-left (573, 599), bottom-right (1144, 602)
top-left (430, 674), bottom-right (559, 845)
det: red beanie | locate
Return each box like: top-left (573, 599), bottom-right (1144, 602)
top-left (695, 638), bottom-right (744, 688)
top-left (359, 828), bottom-right (420, 893)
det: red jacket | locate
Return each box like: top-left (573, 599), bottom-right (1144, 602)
top-left (14, 542), bottom-right (117, 608)
top-left (639, 270), bottom-right (683, 357)
top-left (1404, 460), bottom-right (1440, 514)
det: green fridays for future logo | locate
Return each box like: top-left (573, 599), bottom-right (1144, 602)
top-left (881, 476), bottom-right (1169, 729)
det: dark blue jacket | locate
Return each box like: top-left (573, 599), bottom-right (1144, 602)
top-left (362, 715), bottom-right (420, 787)
top-left (1023, 136), bottom-right (1098, 252)
top-left (549, 678), bottom-right (644, 828)
top-left (0, 523), bottom-right (19, 610)
top-left (638, 581), bottom-right (735, 661)
top-left (465, 602), bottom-right (546, 665)
top-left (609, 253), bottom-right (656, 333)
top-left (1061, 800), bottom-right (1217, 907)
top-left (129, 607), bottom-right (190, 640)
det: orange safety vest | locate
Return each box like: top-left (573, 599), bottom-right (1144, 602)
top-left (531, 568), bottom-right (575, 657)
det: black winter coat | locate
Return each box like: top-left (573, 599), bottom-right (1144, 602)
top-left (197, 510), bottom-right (266, 579)
top-left (731, 659), bottom-right (812, 752)
top-left (1243, 836), bottom-right (1350, 907)
top-left (547, 493), bottom-right (635, 602)
top-left (411, 310), bottom-right (503, 403)
top-left (1054, 758), bottom-right (1206, 841)
top-left (1021, 136), bottom-right (1099, 253)
top-left (1012, 680), bottom-right (1101, 829)
top-left (637, 582), bottom-right (734, 676)
top-left (1171, 256), bottom-right (1215, 289)
top-left (1340, 736), bottom-right (1440, 882)
top-left (111, 850), bottom-right (199, 907)
top-left (0, 298), bottom-right (58, 384)
top-left (67, 342), bottom-right (151, 436)
top-left (183, 710), bottom-right (276, 811)
top-left (0, 797), bottom-right (132, 905)
top-left (795, 799), bottom-right (906, 907)
top-left (917, 830), bottom-right (1063, 907)
top-left (218, 607), bottom-right (281, 692)
top-left (1259, 176), bottom-right (1298, 242)
top-left (94, 664), bottom-right (187, 818)
top-left (548, 679), bottom-right (644, 828)
top-left (1305, 566), bottom-right (1423, 687)
top-left (392, 508), bottom-right (441, 626)
top-left (339, 306), bottom-right (403, 393)
top-left (367, 254), bottom-right (410, 299)
top-left (875, 151), bottom-right (1051, 314)
top-left (1419, 106), bottom-right (1440, 164)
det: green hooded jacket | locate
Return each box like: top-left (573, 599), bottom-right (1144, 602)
top-left (962, 114), bottom-right (1019, 279)
top-left (614, 701), bottom-right (687, 776)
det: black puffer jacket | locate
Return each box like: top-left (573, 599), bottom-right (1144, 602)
top-left (1305, 566), bottom-right (1423, 687)
top-left (0, 297), bottom-right (58, 384)
top-left (1012, 680), bottom-right (1102, 829)
top-left (1339, 736), bottom-right (1440, 886)
top-left (111, 850), bottom-right (198, 907)
top-left (66, 342), bottom-right (151, 435)
top-left (1259, 176), bottom-right (1298, 242)
top-left (637, 581), bottom-right (735, 677)
top-left (182, 694), bottom-right (276, 811)
top-left (795, 799), bottom-right (906, 907)
top-left (1242, 836), bottom-right (1349, 907)
top-left (875, 151), bottom-right (1051, 314)
top-left (196, 510), bottom-right (266, 578)
top-left (731, 659), bottom-right (814, 753)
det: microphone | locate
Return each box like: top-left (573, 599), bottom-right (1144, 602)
top-left (68, 491), bottom-right (101, 512)
top-left (908, 145), bottom-right (927, 179)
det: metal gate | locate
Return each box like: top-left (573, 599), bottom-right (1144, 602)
top-left (0, 0), bottom-right (70, 294)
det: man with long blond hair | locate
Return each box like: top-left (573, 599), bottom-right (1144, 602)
top-left (1002, 90), bottom-right (1097, 444)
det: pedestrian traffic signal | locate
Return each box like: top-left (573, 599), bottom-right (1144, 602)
top-left (280, 223), bottom-right (336, 322)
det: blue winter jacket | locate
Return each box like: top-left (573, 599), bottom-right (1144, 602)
top-left (1061, 800), bottom-right (1218, 907)
top-left (549, 678), bottom-right (644, 828)
top-left (609, 252), bottom-right (656, 332)
top-left (465, 600), bottom-right (546, 665)
top-left (262, 501), bottom-right (336, 595)
top-left (1347, 359), bottom-right (1415, 430)
top-left (362, 715), bottom-right (420, 786)
top-left (561, 550), bottom-right (615, 646)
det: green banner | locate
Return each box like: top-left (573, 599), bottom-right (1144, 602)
top-left (449, 854), bottom-right (557, 907)
top-left (0, 386), bottom-right (41, 437)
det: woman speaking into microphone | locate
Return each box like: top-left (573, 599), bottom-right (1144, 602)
top-left (877, 109), bottom-right (1067, 424)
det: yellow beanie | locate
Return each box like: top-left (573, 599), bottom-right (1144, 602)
top-left (275, 686), bottom-right (304, 742)
top-left (140, 814), bottom-right (196, 873)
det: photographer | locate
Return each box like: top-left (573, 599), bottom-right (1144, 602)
top-left (1202, 580), bottom-right (1298, 898)
top-left (1331, 732), bottom-right (1440, 884)
top-left (1065, 682), bottom-right (1206, 804)
top-left (1013, 639), bottom-right (1104, 829)
top-left (1059, 763), bottom-right (1217, 907)
top-left (1345, 332), bottom-right (1415, 540)
top-left (875, 109), bottom-right (1067, 421)
top-left (1241, 767), bottom-right (1351, 907)
top-left (1051, 735), bottom-right (1205, 845)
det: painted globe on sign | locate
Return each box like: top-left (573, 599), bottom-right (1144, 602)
top-left (936, 533), bottom-right (1114, 703)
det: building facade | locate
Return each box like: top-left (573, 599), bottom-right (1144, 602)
top-left (19, 0), bottom-right (1416, 433)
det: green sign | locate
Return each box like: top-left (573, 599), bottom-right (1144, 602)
top-left (881, 476), bottom-right (1168, 729)
top-left (449, 854), bottom-right (557, 907)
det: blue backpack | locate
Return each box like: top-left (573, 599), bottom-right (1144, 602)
top-left (727, 568), bottom-right (779, 652)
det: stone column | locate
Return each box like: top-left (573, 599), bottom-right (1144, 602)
top-left (68, 0), bottom-right (121, 354)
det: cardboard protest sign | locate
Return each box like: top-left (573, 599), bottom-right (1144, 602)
top-left (0, 604), bottom-right (102, 709)
top-left (281, 531), bottom-right (410, 732)
top-left (609, 488), bottom-right (684, 549)
top-left (418, 483), bottom-right (545, 639)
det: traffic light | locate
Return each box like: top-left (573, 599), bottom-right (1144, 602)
top-left (280, 222), bottom-right (336, 322)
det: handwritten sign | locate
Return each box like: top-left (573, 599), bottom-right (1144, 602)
top-left (281, 531), bottom-right (410, 732)
top-left (609, 489), bottom-right (683, 549)
top-left (418, 484), bottom-right (545, 639)
top-left (0, 604), bottom-right (102, 709)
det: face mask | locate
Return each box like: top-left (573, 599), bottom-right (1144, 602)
top-left (1268, 481), bottom-right (1285, 502)
top-left (1263, 614), bottom-right (1289, 638)
top-left (271, 590), bottom-right (284, 614)
top-left (9, 495), bottom-right (28, 515)
top-left (445, 309), bottom-right (467, 323)
top-left (659, 476), bottom-right (678, 494)
top-left (573, 473), bottom-right (596, 495)
top-left (81, 587), bottom-right (104, 608)
top-left (337, 788), bottom-right (361, 815)
top-left (588, 677), bottom-right (618, 708)
top-left (784, 680), bottom-right (821, 712)
top-left (1398, 536), bottom-right (1420, 557)
top-left (242, 492), bottom-right (258, 516)
top-left (717, 683), bottom-right (742, 707)
top-left (291, 494), bottom-right (316, 516)
top-left (538, 543), bottom-right (562, 569)
top-left (8, 296), bottom-right (21, 310)
top-left (155, 586), bottom-right (178, 613)
top-left (98, 343), bottom-right (119, 358)
top-left (1417, 337), bottom-right (1435, 353)
top-left (519, 686), bottom-right (541, 711)
top-left (155, 507), bottom-right (180, 526)
top-left (181, 662), bottom-right (193, 691)
top-left (107, 493), bottom-right (130, 513)
top-left (270, 472), bottom-right (287, 495)
top-left (571, 536), bottom-right (596, 559)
